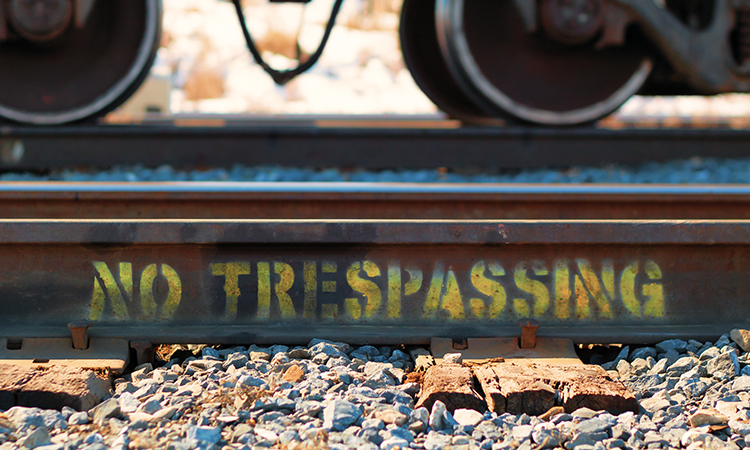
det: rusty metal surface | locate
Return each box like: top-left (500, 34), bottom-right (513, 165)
top-left (0, 219), bottom-right (746, 345)
top-left (6, 124), bottom-right (750, 170)
top-left (3, 182), bottom-right (750, 219)
top-left (431, 337), bottom-right (582, 364)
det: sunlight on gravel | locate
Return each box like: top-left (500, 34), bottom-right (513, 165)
top-left (156, 0), bottom-right (437, 115)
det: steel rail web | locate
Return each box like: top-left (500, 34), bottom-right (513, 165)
top-left (3, 182), bottom-right (750, 219)
top-left (3, 123), bottom-right (750, 169)
top-left (0, 219), bottom-right (748, 345)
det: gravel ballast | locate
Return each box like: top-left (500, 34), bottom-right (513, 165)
top-left (1, 333), bottom-right (750, 449)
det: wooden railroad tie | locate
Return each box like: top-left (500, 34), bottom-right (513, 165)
top-left (416, 361), bottom-right (638, 416)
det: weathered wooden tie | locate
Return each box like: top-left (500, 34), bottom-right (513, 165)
top-left (417, 361), bottom-right (637, 416)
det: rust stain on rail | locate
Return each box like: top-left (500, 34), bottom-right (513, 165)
top-left (0, 220), bottom-right (744, 344)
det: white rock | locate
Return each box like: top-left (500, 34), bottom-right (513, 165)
top-left (452, 409), bottom-right (484, 427)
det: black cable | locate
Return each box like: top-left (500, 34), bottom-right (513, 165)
top-left (232, 0), bottom-right (345, 85)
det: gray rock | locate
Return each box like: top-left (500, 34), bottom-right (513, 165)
top-left (118, 392), bottom-right (141, 413)
top-left (429, 401), bottom-right (447, 430)
top-left (67, 411), bottom-right (89, 426)
top-left (441, 408), bottom-right (459, 429)
top-left (252, 397), bottom-right (295, 412)
top-left (643, 431), bottom-right (668, 447)
top-left (237, 374), bottom-right (270, 390)
top-left (442, 353), bottom-right (463, 365)
top-left (90, 398), bottom-right (120, 424)
top-left (666, 356), bottom-right (697, 377)
top-left (630, 359), bottom-right (650, 376)
top-left (269, 344), bottom-right (289, 355)
top-left (289, 348), bottom-right (311, 359)
top-left (130, 364), bottom-right (152, 382)
top-left (680, 364), bottom-right (709, 380)
top-left (707, 351), bottom-right (740, 379)
top-left (357, 428), bottom-right (383, 445)
top-left (610, 424), bottom-right (630, 441)
top-left (279, 430), bottom-right (301, 444)
top-left (648, 358), bottom-right (668, 375)
top-left (571, 408), bottom-right (598, 419)
top-left (573, 418), bottom-right (611, 434)
top-left (624, 374), bottom-right (664, 393)
top-left (18, 427), bottom-right (50, 449)
top-left (424, 435), bottom-right (451, 450)
top-left (200, 347), bottom-right (220, 359)
top-left (551, 413), bottom-right (573, 424)
top-left (326, 357), bottom-right (350, 368)
top-left (511, 424), bottom-right (533, 442)
top-left (699, 346), bottom-right (721, 361)
top-left (249, 351), bottom-right (272, 362)
top-left (310, 342), bottom-right (349, 361)
top-left (603, 438), bottom-right (625, 449)
top-left (388, 427), bottom-right (414, 442)
top-left (729, 419), bottom-right (750, 437)
top-left (662, 349), bottom-right (680, 367)
top-left (362, 418), bottom-right (385, 430)
top-left (640, 391), bottom-right (674, 413)
top-left (254, 427), bottom-right (279, 446)
top-left (363, 362), bottom-right (395, 377)
top-left (616, 360), bottom-right (631, 379)
top-left (309, 339), bottom-right (351, 354)
top-left (389, 350), bottom-right (410, 362)
top-left (453, 409), bottom-right (484, 427)
top-left (132, 382), bottom-right (158, 399)
top-left (532, 424), bottom-right (561, 448)
top-left (410, 407), bottom-right (429, 425)
top-left (380, 437), bottom-right (409, 450)
top-left (5, 407), bottom-right (64, 432)
top-left (716, 334), bottom-right (732, 348)
top-left (629, 347), bottom-right (657, 362)
top-left (224, 352), bottom-right (249, 370)
top-left (656, 339), bottom-right (688, 354)
top-left (564, 431), bottom-right (609, 449)
top-left (733, 375), bottom-right (750, 391)
top-left (323, 399), bottom-right (362, 431)
top-left (363, 370), bottom-right (396, 389)
top-left (137, 397), bottom-right (163, 415)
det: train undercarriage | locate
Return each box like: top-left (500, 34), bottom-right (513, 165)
top-left (0, 0), bottom-right (748, 126)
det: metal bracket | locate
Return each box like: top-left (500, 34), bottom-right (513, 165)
top-left (130, 340), bottom-right (154, 366)
top-left (0, 337), bottom-right (129, 373)
top-left (608, 0), bottom-right (750, 92)
top-left (0, 1), bottom-right (7, 42)
top-left (431, 336), bottom-right (582, 365)
top-left (511, 0), bottom-right (538, 32)
top-left (432, 319), bottom-right (581, 364)
top-left (68, 320), bottom-right (92, 350)
top-left (74, 0), bottom-right (96, 28)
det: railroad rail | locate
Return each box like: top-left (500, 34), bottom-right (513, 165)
top-left (3, 118), bottom-right (750, 170)
top-left (2, 181), bottom-right (750, 370)
top-left (5, 182), bottom-right (750, 219)
top-left (0, 218), bottom-right (746, 346)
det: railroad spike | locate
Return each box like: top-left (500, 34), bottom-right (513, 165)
top-left (67, 321), bottom-right (92, 351)
top-left (130, 341), bottom-right (154, 366)
top-left (518, 319), bottom-right (540, 349)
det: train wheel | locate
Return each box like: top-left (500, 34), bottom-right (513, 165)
top-left (0, 0), bottom-right (161, 125)
top-left (399, 0), bottom-right (488, 122)
top-left (402, 0), bottom-right (653, 125)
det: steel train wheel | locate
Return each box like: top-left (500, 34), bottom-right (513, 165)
top-left (0, 0), bottom-right (161, 125)
top-left (402, 0), bottom-right (653, 125)
top-left (399, 0), bottom-right (487, 122)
